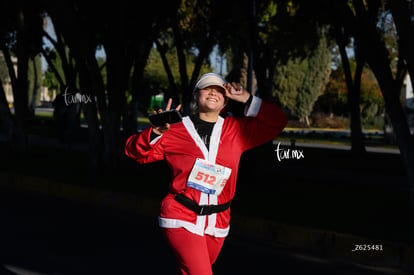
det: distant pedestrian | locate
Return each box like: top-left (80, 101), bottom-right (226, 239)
top-left (125, 72), bottom-right (287, 275)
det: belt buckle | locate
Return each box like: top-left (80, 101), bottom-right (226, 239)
top-left (198, 205), bottom-right (206, 215)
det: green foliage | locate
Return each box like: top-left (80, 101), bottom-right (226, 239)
top-left (360, 67), bottom-right (384, 106)
top-left (296, 34), bottom-right (332, 120)
top-left (320, 59), bottom-right (384, 120)
top-left (97, 56), bottom-right (107, 91)
top-left (317, 67), bottom-right (348, 114)
top-left (0, 52), bottom-right (9, 81)
top-left (256, 0), bottom-right (322, 63)
top-left (259, 1), bottom-right (277, 23)
top-left (273, 57), bottom-right (306, 111)
top-left (144, 46), bottom-right (212, 95)
top-left (42, 49), bottom-right (64, 92)
top-left (361, 113), bottom-right (384, 130)
top-left (273, 32), bottom-right (332, 123)
top-left (144, 47), bottom-right (172, 94)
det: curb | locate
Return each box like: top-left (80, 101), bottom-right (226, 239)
top-left (1, 171), bottom-right (413, 274)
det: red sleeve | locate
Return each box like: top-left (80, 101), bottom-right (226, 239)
top-left (124, 127), bottom-right (165, 164)
top-left (239, 97), bottom-right (287, 150)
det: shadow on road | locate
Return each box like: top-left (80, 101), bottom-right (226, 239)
top-left (1, 187), bottom-right (409, 275)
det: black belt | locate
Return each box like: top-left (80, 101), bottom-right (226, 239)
top-left (174, 194), bottom-right (232, 216)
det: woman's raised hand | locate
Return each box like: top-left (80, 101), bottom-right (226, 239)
top-left (223, 82), bottom-right (251, 103)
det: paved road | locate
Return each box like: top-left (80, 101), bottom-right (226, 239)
top-left (0, 187), bottom-right (408, 275)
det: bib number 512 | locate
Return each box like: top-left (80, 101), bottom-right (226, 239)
top-left (195, 171), bottom-right (216, 185)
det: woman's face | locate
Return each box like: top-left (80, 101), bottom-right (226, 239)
top-left (196, 85), bottom-right (226, 113)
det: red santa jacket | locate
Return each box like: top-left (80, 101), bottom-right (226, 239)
top-left (125, 96), bottom-right (287, 237)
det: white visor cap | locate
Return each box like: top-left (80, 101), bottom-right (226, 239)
top-left (194, 73), bottom-right (226, 92)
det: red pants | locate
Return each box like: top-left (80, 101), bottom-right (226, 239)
top-left (162, 227), bottom-right (225, 275)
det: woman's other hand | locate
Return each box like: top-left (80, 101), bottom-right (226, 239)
top-left (152, 98), bottom-right (182, 135)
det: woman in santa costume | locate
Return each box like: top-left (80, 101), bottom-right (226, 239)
top-left (125, 72), bottom-right (287, 275)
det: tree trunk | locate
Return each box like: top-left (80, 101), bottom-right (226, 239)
top-left (155, 39), bottom-right (180, 106)
top-left (335, 24), bottom-right (366, 155)
top-left (82, 101), bottom-right (101, 184)
top-left (349, 55), bottom-right (366, 155)
top-left (388, 0), bottom-right (414, 203)
top-left (11, 9), bottom-right (30, 155)
top-left (0, 79), bottom-right (13, 143)
top-left (76, 59), bottom-right (102, 184)
top-left (88, 55), bottom-right (114, 172)
top-left (13, 56), bottom-right (29, 155)
top-left (29, 56), bottom-right (39, 114)
top-left (126, 40), bottom-right (153, 137)
top-left (105, 34), bottom-right (135, 170)
top-left (305, 115), bottom-right (310, 127)
top-left (353, 0), bottom-right (414, 204)
top-left (388, 0), bottom-right (414, 94)
top-left (373, 64), bottom-right (414, 203)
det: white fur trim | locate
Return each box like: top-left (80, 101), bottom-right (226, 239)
top-left (244, 96), bottom-right (262, 117)
top-left (149, 134), bottom-right (162, 145)
top-left (160, 116), bottom-right (229, 237)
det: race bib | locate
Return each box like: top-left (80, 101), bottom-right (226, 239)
top-left (187, 158), bottom-right (232, 195)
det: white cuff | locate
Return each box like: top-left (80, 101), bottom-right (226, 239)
top-left (244, 96), bottom-right (262, 117)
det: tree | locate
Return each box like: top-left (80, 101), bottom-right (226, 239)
top-left (295, 31), bottom-right (332, 126)
top-left (28, 54), bottom-right (42, 111)
top-left (273, 56), bottom-right (306, 113)
top-left (293, 0), bottom-right (414, 203)
top-left (0, 52), bottom-right (13, 142)
top-left (273, 30), bottom-right (332, 126)
top-left (352, 0), bottom-right (414, 200)
top-left (154, 0), bottom-right (229, 115)
top-left (320, 59), bottom-right (383, 120)
top-left (252, 0), bottom-right (323, 101)
top-left (341, 0), bottom-right (414, 202)
top-left (42, 0), bottom-right (184, 177)
top-left (0, 1), bottom-right (44, 155)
